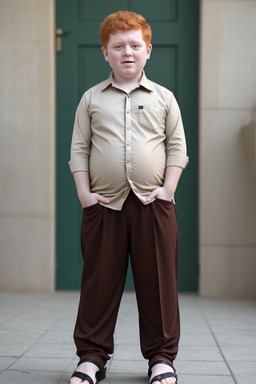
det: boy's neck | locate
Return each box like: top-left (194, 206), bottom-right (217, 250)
top-left (113, 72), bottom-right (142, 94)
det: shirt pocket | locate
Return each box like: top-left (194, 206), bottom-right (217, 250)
top-left (138, 106), bottom-right (166, 132)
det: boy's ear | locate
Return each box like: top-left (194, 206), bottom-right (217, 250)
top-left (147, 44), bottom-right (152, 60)
top-left (101, 47), bottom-right (109, 62)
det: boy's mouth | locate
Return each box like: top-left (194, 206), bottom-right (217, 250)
top-left (122, 60), bottom-right (134, 64)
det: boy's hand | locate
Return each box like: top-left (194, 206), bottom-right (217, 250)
top-left (146, 166), bottom-right (183, 203)
top-left (81, 193), bottom-right (110, 208)
top-left (146, 187), bottom-right (173, 203)
top-left (73, 171), bottom-right (110, 208)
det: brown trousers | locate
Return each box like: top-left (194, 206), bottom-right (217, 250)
top-left (74, 191), bottom-right (180, 369)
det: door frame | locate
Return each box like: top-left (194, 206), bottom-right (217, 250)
top-left (55, 0), bottom-right (199, 291)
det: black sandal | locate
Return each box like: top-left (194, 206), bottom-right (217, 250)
top-left (148, 360), bottom-right (178, 384)
top-left (71, 358), bottom-right (106, 384)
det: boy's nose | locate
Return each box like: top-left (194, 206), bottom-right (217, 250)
top-left (123, 45), bottom-right (132, 56)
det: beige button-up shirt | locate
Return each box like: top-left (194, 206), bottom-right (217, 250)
top-left (69, 72), bottom-right (189, 210)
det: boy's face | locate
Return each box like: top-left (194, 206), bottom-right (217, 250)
top-left (102, 29), bottom-right (152, 83)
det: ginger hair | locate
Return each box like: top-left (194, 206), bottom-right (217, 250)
top-left (100, 11), bottom-right (152, 49)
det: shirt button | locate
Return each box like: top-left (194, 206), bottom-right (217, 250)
top-left (127, 110), bottom-right (130, 114)
top-left (126, 160), bottom-right (130, 164)
top-left (127, 143), bottom-right (130, 146)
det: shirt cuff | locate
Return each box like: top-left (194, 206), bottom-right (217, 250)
top-left (68, 158), bottom-right (89, 173)
top-left (166, 154), bottom-right (189, 169)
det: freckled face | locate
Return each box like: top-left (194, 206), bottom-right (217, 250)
top-left (102, 29), bottom-right (152, 82)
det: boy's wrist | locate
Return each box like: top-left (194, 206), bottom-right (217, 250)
top-left (78, 190), bottom-right (92, 207)
top-left (162, 184), bottom-right (175, 198)
top-left (158, 186), bottom-right (174, 201)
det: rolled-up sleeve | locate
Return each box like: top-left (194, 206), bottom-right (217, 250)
top-left (165, 93), bottom-right (189, 169)
top-left (69, 94), bottom-right (91, 173)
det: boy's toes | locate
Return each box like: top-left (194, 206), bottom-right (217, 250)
top-left (70, 378), bottom-right (91, 384)
top-left (71, 377), bottom-right (93, 384)
top-left (158, 380), bottom-right (175, 384)
top-left (149, 362), bottom-right (177, 384)
top-left (164, 378), bottom-right (176, 384)
top-left (70, 377), bottom-right (82, 384)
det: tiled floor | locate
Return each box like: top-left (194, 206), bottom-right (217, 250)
top-left (0, 292), bottom-right (256, 384)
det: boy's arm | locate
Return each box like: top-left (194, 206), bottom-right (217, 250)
top-left (73, 171), bottom-right (110, 208)
top-left (146, 166), bottom-right (183, 202)
top-left (69, 94), bottom-right (109, 208)
top-left (146, 92), bottom-right (188, 203)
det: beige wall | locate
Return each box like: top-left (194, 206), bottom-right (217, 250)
top-left (199, 0), bottom-right (256, 297)
top-left (0, 0), bottom-right (255, 297)
top-left (0, 0), bottom-right (55, 291)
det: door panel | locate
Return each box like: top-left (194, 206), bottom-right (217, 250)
top-left (78, 0), bottom-right (128, 21)
top-left (146, 46), bottom-right (177, 92)
top-left (56, 0), bottom-right (199, 291)
top-left (78, 47), bottom-right (110, 93)
top-left (131, 0), bottom-right (177, 21)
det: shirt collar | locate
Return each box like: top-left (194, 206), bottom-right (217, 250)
top-left (101, 71), bottom-right (153, 92)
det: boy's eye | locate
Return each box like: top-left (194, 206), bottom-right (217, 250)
top-left (132, 45), bottom-right (139, 49)
top-left (114, 45), bottom-right (122, 49)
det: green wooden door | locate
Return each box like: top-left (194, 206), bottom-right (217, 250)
top-left (56, 0), bottom-right (199, 291)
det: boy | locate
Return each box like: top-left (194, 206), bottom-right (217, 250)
top-left (69, 11), bottom-right (188, 384)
